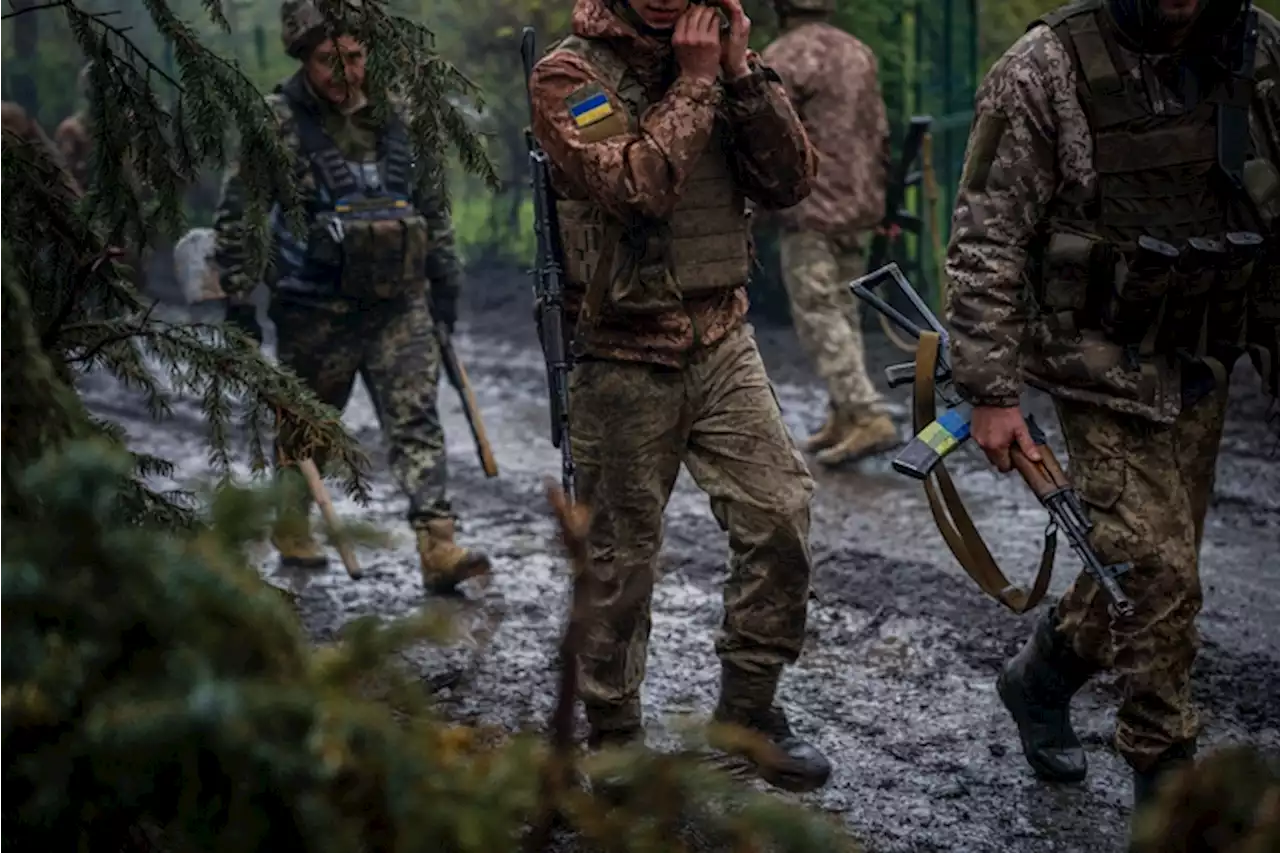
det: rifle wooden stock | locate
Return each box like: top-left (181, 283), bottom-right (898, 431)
top-left (437, 330), bottom-right (499, 479)
top-left (298, 458), bottom-right (362, 580)
top-left (1011, 444), bottom-right (1069, 502)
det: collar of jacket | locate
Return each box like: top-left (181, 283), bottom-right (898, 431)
top-left (280, 70), bottom-right (371, 120)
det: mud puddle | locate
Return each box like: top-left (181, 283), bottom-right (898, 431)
top-left (77, 274), bottom-right (1280, 853)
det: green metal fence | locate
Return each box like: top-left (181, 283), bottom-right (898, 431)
top-left (893, 0), bottom-right (980, 311)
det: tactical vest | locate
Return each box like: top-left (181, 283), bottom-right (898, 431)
top-left (271, 93), bottom-right (431, 301)
top-left (1028, 0), bottom-right (1272, 371)
top-left (549, 35), bottom-right (751, 315)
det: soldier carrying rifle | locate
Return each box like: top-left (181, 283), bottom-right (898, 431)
top-left (944, 0), bottom-right (1280, 819)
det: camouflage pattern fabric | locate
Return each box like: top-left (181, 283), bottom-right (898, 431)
top-left (1051, 387), bottom-right (1229, 771)
top-left (944, 12), bottom-right (1280, 419)
top-left (2, 101), bottom-right (81, 198)
top-left (213, 71), bottom-right (461, 309)
top-left (52, 112), bottom-right (93, 194)
top-left (271, 287), bottom-right (449, 527)
top-left (529, 0), bottom-right (817, 368)
top-left (570, 325), bottom-right (815, 729)
top-left (761, 20), bottom-right (889, 235)
top-left (778, 229), bottom-right (885, 414)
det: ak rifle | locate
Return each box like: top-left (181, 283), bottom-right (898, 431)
top-left (850, 263), bottom-right (1135, 617)
top-left (521, 26), bottom-right (575, 501)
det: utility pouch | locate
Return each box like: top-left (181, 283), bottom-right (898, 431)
top-left (1206, 231), bottom-right (1265, 360)
top-left (335, 200), bottom-right (430, 301)
top-left (606, 220), bottom-right (683, 315)
top-left (1157, 236), bottom-right (1227, 357)
top-left (1102, 235), bottom-right (1180, 349)
top-left (1036, 230), bottom-right (1112, 313)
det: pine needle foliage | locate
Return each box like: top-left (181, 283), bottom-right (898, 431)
top-left (2, 0), bottom-right (502, 527)
top-left (2, 442), bottom-right (860, 853)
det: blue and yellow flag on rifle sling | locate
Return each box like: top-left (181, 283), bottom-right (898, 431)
top-left (565, 84), bottom-right (614, 128)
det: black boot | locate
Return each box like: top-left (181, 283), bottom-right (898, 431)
top-left (1133, 740), bottom-right (1197, 815)
top-left (710, 664), bottom-right (832, 793)
top-left (997, 606), bottom-right (1097, 782)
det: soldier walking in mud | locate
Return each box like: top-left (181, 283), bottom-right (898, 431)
top-left (212, 0), bottom-right (489, 594)
top-left (759, 0), bottom-right (899, 467)
top-left (945, 0), bottom-right (1280, 816)
top-left (528, 0), bottom-right (832, 791)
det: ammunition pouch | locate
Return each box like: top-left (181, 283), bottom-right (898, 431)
top-left (1102, 235), bottom-right (1180, 351)
top-left (314, 199), bottom-right (431, 301)
top-left (1034, 229), bottom-right (1112, 314)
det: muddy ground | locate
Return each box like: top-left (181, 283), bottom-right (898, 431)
top-left (82, 267), bottom-right (1280, 853)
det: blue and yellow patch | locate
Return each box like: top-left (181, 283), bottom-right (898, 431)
top-left (916, 408), bottom-right (971, 458)
top-left (566, 84), bottom-right (614, 129)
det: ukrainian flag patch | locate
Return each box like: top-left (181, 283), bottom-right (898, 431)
top-left (566, 84), bottom-right (614, 129)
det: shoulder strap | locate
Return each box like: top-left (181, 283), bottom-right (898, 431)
top-left (278, 90), bottom-right (359, 199)
top-left (1032, 0), bottom-right (1102, 32)
top-left (913, 333), bottom-right (1056, 615)
top-left (378, 112), bottom-right (413, 197)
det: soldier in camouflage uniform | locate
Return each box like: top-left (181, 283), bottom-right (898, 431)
top-left (212, 0), bottom-right (489, 594)
top-left (945, 0), bottom-right (1280, 813)
top-left (761, 0), bottom-right (899, 467)
top-left (53, 64), bottom-right (94, 194)
top-left (529, 0), bottom-right (832, 791)
top-left (3, 100), bottom-right (81, 198)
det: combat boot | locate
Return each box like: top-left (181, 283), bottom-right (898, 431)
top-left (997, 606), bottom-right (1096, 782)
top-left (814, 410), bottom-right (899, 467)
top-left (709, 663), bottom-right (832, 793)
top-left (416, 517), bottom-right (491, 594)
top-left (584, 701), bottom-right (644, 805)
top-left (1133, 740), bottom-right (1197, 815)
top-left (800, 404), bottom-right (846, 453)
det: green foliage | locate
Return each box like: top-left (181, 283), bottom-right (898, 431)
top-left (2, 441), bottom-right (860, 852)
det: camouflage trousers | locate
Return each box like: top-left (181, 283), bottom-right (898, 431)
top-left (778, 229), bottom-right (886, 415)
top-left (570, 325), bottom-right (816, 732)
top-left (1053, 387), bottom-right (1229, 771)
top-left (271, 285), bottom-right (450, 528)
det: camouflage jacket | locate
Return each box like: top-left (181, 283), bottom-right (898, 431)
top-left (762, 20), bottom-right (889, 236)
top-left (3, 101), bottom-right (81, 199)
top-left (212, 71), bottom-right (461, 307)
top-left (529, 0), bottom-right (816, 367)
top-left (945, 7), bottom-right (1280, 416)
top-left (53, 111), bottom-right (93, 193)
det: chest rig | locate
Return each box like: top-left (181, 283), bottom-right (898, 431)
top-left (549, 35), bottom-right (751, 318)
top-left (271, 92), bottom-right (431, 300)
top-left (1031, 0), bottom-right (1267, 370)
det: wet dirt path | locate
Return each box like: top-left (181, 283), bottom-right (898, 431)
top-left (81, 277), bottom-right (1280, 853)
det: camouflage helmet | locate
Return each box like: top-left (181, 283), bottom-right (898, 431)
top-left (772, 0), bottom-right (836, 15)
top-left (280, 0), bottom-right (341, 59)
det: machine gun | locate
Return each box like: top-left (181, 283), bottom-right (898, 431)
top-left (851, 263), bottom-right (1135, 617)
top-left (521, 26), bottom-right (575, 502)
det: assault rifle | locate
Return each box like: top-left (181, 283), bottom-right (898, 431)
top-left (850, 263), bottom-right (1135, 617)
top-left (521, 26), bottom-right (575, 501)
top-left (866, 116), bottom-right (931, 276)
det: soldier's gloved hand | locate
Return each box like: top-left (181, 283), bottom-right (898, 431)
top-left (224, 302), bottom-right (263, 346)
top-left (431, 291), bottom-right (458, 334)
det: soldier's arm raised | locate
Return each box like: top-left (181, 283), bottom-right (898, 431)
top-left (720, 52), bottom-right (817, 209)
top-left (945, 27), bottom-right (1067, 408)
top-left (529, 52), bottom-right (720, 220)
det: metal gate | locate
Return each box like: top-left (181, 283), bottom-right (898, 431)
top-left (848, 0), bottom-right (980, 312)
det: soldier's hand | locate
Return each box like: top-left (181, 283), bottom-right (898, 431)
top-left (717, 0), bottom-right (751, 80)
top-left (971, 405), bottom-right (1041, 473)
top-left (431, 291), bottom-right (458, 334)
top-left (224, 302), bottom-right (264, 346)
top-left (673, 3), bottom-right (723, 84)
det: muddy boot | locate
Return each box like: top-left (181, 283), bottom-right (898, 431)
top-left (416, 518), bottom-right (491, 595)
top-left (814, 410), bottom-right (899, 467)
top-left (997, 606), bottom-right (1096, 782)
top-left (584, 702), bottom-right (644, 804)
top-left (710, 664), bottom-right (832, 793)
top-left (800, 404), bottom-right (845, 453)
top-left (1133, 740), bottom-right (1197, 815)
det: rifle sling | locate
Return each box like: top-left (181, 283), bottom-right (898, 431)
top-left (913, 332), bottom-right (1055, 614)
top-left (570, 221), bottom-right (625, 353)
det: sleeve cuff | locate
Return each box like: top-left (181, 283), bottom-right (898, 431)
top-left (723, 63), bottom-right (779, 101)
top-left (671, 74), bottom-right (724, 107)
